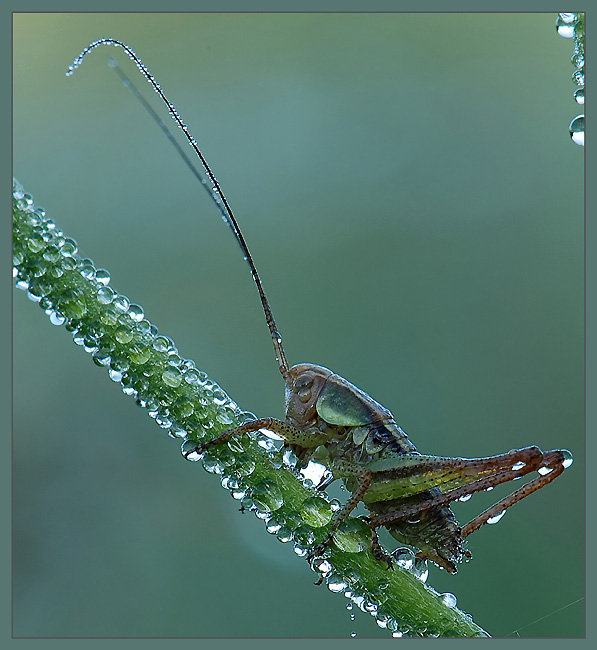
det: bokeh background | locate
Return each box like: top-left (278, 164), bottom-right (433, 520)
top-left (13, 13), bottom-right (584, 638)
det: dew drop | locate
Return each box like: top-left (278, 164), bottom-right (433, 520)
top-left (440, 592), bottom-right (457, 608)
top-left (312, 558), bottom-right (332, 577)
top-left (60, 238), bottom-right (78, 257)
top-left (487, 510), bottom-right (506, 524)
top-left (49, 311), bottom-right (66, 326)
top-left (97, 286), bottom-right (115, 305)
top-left (181, 442), bottom-right (201, 461)
top-left (113, 295), bottom-right (130, 313)
top-left (162, 367), bottom-right (182, 387)
top-left (556, 16), bottom-right (576, 38)
top-left (250, 479), bottom-right (283, 513)
top-left (392, 547), bottom-right (415, 570)
top-left (332, 519), bottom-right (369, 553)
top-left (300, 496), bottom-right (333, 527)
top-left (561, 450), bottom-right (573, 469)
top-left (458, 493), bottom-right (472, 502)
top-left (266, 518), bottom-right (283, 534)
top-left (574, 88), bottom-right (584, 104)
top-left (95, 268), bottom-right (110, 285)
top-left (412, 557), bottom-right (429, 582)
top-left (327, 574), bottom-right (347, 593)
top-left (569, 115), bottom-right (584, 146)
top-left (275, 526), bottom-right (292, 542)
top-left (202, 453), bottom-right (225, 474)
top-left (572, 70), bottom-right (584, 87)
top-left (511, 461), bottom-right (526, 471)
top-left (115, 326), bottom-right (134, 345)
top-left (559, 13), bottom-right (578, 24)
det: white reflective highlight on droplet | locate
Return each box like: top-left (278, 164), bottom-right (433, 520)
top-left (300, 460), bottom-right (328, 486)
top-left (440, 592), bottom-right (457, 608)
top-left (487, 511), bottom-right (505, 524)
top-left (569, 115), bottom-right (584, 146)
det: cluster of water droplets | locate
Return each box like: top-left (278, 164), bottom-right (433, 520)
top-left (556, 13), bottom-right (584, 145)
top-left (14, 178), bottom-right (485, 637)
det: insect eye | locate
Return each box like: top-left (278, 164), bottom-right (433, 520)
top-left (295, 375), bottom-right (314, 403)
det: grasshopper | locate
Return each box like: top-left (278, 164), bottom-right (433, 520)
top-left (69, 39), bottom-right (573, 574)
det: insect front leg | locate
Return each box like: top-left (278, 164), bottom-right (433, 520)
top-left (183, 417), bottom-right (332, 458)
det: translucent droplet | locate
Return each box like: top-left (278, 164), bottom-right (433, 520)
top-left (181, 439), bottom-right (202, 461)
top-left (78, 260), bottom-right (96, 279)
top-left (569, 115), bottom-right (584, 146)
top-left (169, 425), bottom-right (187, 439)
top-left (212, 388), bottom-right (229, 406)
top-left (60, 238), bottom-right (78, 256)
top-left (129, 344), bottom-right (152, 365)
top-left (282, 447), bottom-right (298, 469)
top-left (49, 311), bottom-right (66, 326)
top-left (95, 268), bottom-right (110, 285)
top-left (250, 479), bottom-right (283, 513)
top-left (440, 592), bottom-right (457, 608)
top-left (574, 88), bottom-right (584, 104)
top-left (411, 557), bottom-right (429, 582)
top-left (350, 632), bottom-right (357, 638)
top-left (162, 367), bottom-right (182, 387)
top-left (127, 303), bottom-right (144, 321)
top-left (555, 15), bottom-right (576, 38)
top-left (115, 326), bottom-right (134, 345)
top-left (327, 574), bottom-right (347, 593)
top-left (332, 518), bottom-right (370, 553)
top-left (559, 13), bottom-right (577, 24)
top-left (216, 410), bottom-right (234, 426)
top-left (300, 496), bottom-right (333, 527)
top-left (112, 294), bottom-right (130, 313)
top-left (202, 453), bottom-right (225, 474)
top-left (572, 70), bottom-right (584, 87)
top-left (275, 526), bottom-right (292, 542)
top-left (458, 493), bottom-right (472, 502)
top-left (92, 348), bottom-right (111, 367)
top-left (511, 461), bottom-right (526, 471)
top-left (561, 450), bottom-right (573, 469)
top-left (153, 335), bottom-right (174, 353)
top-left (391, 547), bottom-right (413, 570)
top-left (487, 510), bottom-right (505, 524)
top-left (97, 286), bottom-right (115, 304)
top-left (266, 518), bottom-right (283, 534)
top-left (571, 53), bottom-right (584, 69)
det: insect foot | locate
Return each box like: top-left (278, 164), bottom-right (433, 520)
top-left (365, 519), bottom-right (394, 570)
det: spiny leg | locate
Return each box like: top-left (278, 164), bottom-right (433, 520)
top-left (366, 448), bottom-right (570, 531)
top-left (183, 417), bottom-right (328, 459)
top-left (461, 449), bottom-right (571, 537)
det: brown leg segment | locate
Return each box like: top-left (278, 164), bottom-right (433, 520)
top-left (184, 417), bottom-right (328, 459)
top-left (366, 448), bottom-right (570, 534)
top-left (461, 449), bottom-right (569, 537)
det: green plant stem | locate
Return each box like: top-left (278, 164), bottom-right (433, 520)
top-left (12, 179), bottom-right (489, 638)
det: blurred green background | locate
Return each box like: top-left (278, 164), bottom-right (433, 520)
top-left (13, 13), bottom-right (583, 638)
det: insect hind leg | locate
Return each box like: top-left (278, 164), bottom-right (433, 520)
top-left (461, 448), bottom-right (572, 537)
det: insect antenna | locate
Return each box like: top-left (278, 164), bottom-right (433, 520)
top-left (67, 38), bottom-right (290, 380)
